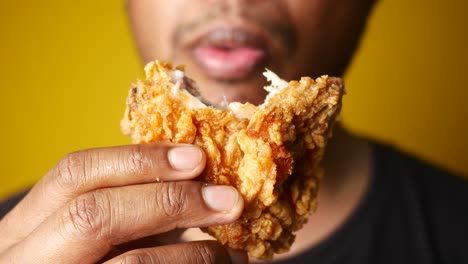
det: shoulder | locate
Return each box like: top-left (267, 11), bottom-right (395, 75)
top-left (374, 142), bottom-right (468, 201)
top-left (373, 142), bottom-right (468, 263)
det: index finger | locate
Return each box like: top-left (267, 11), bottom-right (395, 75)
top-left (48, 143), bottom-right (205, 194)
top-left (0, 143), bottom-right (205, 249)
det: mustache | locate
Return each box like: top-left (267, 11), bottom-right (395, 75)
top-left (172, 2), bottom-right (297, 55)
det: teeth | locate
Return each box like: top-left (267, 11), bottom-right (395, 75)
top-left (233, 31), bottom-right (247, 43)
top-left (210, 30), bottom-right (229, 43)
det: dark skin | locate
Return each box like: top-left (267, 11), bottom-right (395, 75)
top-left (0, 0), bottom-right (376, 263)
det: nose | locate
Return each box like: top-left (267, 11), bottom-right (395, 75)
top-left (232, 0), bottom-right (268, 3)
top-left (203, 0), bottom-right (269, 14)
top-left (206, 0), bottom-right (267, 4)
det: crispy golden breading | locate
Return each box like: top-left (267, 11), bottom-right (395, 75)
top-left (121, 60), bottom-right (344, 259)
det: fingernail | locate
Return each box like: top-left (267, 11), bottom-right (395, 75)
top-left (226, 248), bottom-right (249, 264)
top-left (168, 146), bottom-right (202, 171)
top-left (202, 185), bottom-right (239, 213)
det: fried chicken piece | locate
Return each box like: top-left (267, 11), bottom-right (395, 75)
top-left (121, 60), bottom-right (344, 259)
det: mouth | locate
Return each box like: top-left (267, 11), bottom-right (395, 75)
top-left (189, 27), bottom-right (268, 81)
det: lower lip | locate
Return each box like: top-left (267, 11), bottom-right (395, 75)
top-left (193, 46), bottom-right (265, 80)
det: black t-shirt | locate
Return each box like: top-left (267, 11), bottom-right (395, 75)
top-left (277, 143), bottom-right (468, 264)
top-left (1, 143), bottom-right (467, 263)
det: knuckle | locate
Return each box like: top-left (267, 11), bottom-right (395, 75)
top-left (54, 150), bottom-right (93, 192)
top-left (112, 242), bottom-right (228, 264)
top-left (156, 182), bottom-right (189, 217)
top-left (115, 250), bottom-right (158, 264)
top-left (64, 190), bottom-right (111, 240)
top-left (193, 241), bottom-right (224, 264)
top-left (198, 245), bottom-right (217, 264)
top-left (125, 145), bottom-right (154, 177)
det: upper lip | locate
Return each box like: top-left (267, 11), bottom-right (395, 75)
top-left (191, 27), bottom-right (267, 51)
top-left (183, 22), bottom-right (271, 59)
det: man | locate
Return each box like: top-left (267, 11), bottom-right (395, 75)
top-left (0, 0), bottom-right (467, 263)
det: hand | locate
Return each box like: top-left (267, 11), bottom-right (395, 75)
top-left (0, 143), bottom-right (246, 263)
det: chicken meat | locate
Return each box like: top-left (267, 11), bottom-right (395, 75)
top-left (121, 60), bottom-right (344, 259)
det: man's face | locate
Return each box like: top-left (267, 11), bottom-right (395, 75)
top-left (127, 0), bottom-right (373, 105)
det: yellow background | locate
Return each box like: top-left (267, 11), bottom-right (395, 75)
top-left (0, 1), bottom-right (467, 199)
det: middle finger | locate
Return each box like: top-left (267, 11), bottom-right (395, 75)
top-left (3, 181), bottom-right (243, 264)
